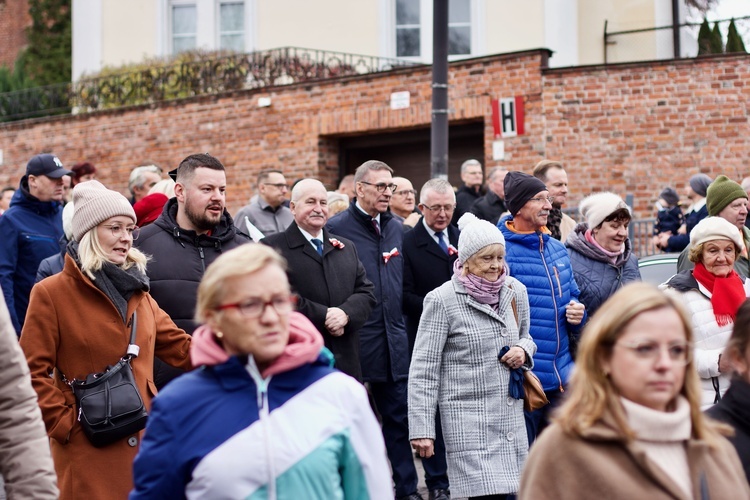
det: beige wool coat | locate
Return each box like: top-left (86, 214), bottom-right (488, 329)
top-left (519, 412), bottom-right (750, 500)
top-left (20, 255), bottom-right (192, 500)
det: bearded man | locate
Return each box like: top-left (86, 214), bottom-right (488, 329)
top-left (135, 153), bottom-right (250, 388)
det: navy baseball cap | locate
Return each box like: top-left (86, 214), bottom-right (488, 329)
top-left (26, 154), bottom-right (73, 179)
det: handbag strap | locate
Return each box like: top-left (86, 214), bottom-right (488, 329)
top-left (125, 312), bottom-right (140, 359)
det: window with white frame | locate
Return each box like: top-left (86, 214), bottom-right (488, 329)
top-left (396, 0), bottom-right (421, 57)
top-left (219, 1), bottom-right (245, 51)
top-left (448, 0), bottom-right (471, 55)
top-left (164, 0), bottom-right (250, 56)
top-left (394, 0), bottom-right (474, 60)
top-left (171, 2), bottom-right (197, 54)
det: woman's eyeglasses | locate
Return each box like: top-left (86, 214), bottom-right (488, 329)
top-left (101, 224), bottom-right (140, 240)
top-left (215, 295), bottom-right (295, 318)
top-left (615, 340), bottom-right (692, 365)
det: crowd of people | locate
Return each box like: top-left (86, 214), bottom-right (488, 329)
top-left (0, 152), bottom-right (749, 499)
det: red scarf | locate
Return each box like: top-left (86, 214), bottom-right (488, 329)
top-left (692, 262), bottom-right (746, 326)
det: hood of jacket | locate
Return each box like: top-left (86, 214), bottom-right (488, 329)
top-left (566, 222), bottom-right (633, 267)
top-left (9, 179), bottom-right (61, 216)
top-left (190, 311), bottom-right (325, 378)
top-left (153, 197), bottom-right (244, 248)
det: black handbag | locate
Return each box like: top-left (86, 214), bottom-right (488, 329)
top-left (63, 312), bottom-right (148, 448)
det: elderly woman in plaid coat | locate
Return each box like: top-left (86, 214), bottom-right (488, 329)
top-left (409, 213), bottom-right (537, 499)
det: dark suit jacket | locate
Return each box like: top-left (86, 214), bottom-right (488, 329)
top-left (402, 219), bottom-right (460, 354)
top-left (262, 222), bottom-right (375, 381)
top-left (469, 189), bottom-right (507, 225)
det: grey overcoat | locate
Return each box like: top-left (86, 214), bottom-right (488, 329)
top-left (408, 275), bottom-right (536, 497)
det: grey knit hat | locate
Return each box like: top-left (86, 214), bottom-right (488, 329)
top-left (72, 180), bottom-right (136, 241)
top-left (689, 174), bottom-right (712, 197)
top-left (457, 213), bottom-right (505, 263)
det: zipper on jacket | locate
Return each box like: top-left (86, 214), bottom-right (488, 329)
top-left (198, 247), bottom-right (205, 272)
top-left (247, 361), bottom-right (275, 500)
top-left (553, 266), bottom-right (562, 298)
top-left (539, 233), bottom-right (564, 392)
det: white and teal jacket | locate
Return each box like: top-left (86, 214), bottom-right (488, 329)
top-left (129, 352), bottom-right (392, 499)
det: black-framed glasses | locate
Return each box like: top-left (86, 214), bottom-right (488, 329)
top-left (359, 181), bottom-right (397, 193)
top-left (422, 204), bottom-right (456, 213)
top-left (614, 340), bottom-right (692, 366)
top-left (101, 223), bottom-right (140, 240)
top-left (529, 196), bottom-right (554, 204)
top-left (215, 295), bottom-right (296, 318)
top-left (263, 183), bottom-right (289, 190)
top-left (394, 189), bottom-right (417, 197)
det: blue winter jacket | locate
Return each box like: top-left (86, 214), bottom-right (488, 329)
top-left (0, 185), bottom-right (63, 333)
top-left (498, 214), bottom-right (586, 391)
top-left (327, 202), bottom-right (409, 382)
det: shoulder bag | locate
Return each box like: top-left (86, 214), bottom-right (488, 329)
top-left (61, 312), bottom-right (148, 447)
top-left (508, 285), bottom-right (550, 413)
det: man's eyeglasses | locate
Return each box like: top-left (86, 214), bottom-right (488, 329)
top-left (529, 196), bottom-right (554, 204)
top-left (101, 224), bottom-right (140, 240)
top-left (359, 181), bottom-right (397, 193)
top-left (394, 189), bottom-right (417, 197)
top-left (614, 340), bottom-right (692, 366)
top-left (422, 204), bottom-right (456, 214)
top-left (263, 183), bottom-right (289, 190)
top-left (214, 295), bottom-right (296, 318)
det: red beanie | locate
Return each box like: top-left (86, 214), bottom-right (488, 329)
top-left (134, 193), bottom-right (168, 227)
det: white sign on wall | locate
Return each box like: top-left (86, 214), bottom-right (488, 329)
top-left (390, 91), bottom-right (410, 110)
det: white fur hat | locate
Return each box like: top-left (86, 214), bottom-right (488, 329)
top-left (579, 192), bottom-right (630, 230)
top-left (457, 213), bottom-right (505, 263)
top-left (690, 216), bottom-right (744, 251)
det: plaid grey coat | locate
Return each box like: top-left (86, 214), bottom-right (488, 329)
top-left (408, 275), bottom-right (536, 497)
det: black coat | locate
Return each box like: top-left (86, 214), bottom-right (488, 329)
top-left (262, 223), bottom-right (375, 381)
top-left (134, 198), bottom-right (250, 387)
top-left (469, 189), bottom-right (507, 225)
top-left (327, 203), bottom-right (409, 382)
top-left (706, 377), bottom-right (750, 484)
top-left (453, 183), bottom-right (483, 224)
top-left (402, 219), bottom-right (459, 353)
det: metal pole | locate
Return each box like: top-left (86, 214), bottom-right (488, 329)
top-left (431, 0), bottom-right (449, 180)
top-left (671, 0), bottom-right (681, 58)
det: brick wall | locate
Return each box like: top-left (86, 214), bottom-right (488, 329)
top-left (542, 53), bottom-right (750, 215)
top-left (0, 49), bottom-right (748, 218)
top-left (0, 0), bottom-right (31, 68)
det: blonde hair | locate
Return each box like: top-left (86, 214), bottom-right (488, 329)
top-left (462, 243), bottom-right (505, 276)
top-left (555, 282), bottom-right (728, 445)
top-left (78, 227), bottom-right (148, 279)
top-left (195, 244), bottom-right (288, 323)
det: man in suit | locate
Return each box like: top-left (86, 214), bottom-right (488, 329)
top-left (401, 178), bottom-right (458, 500)
top-left (327, 160), bottom-right (422, 500)
top-left (262, 179), bottom-right (375, 381)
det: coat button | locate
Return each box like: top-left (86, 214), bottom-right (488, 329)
top-left (500, 329), bottom-right (507, 337)
top-left (128, 436), bottom-right (138, 447)
top-left (507, 397), bottom-right (515, 406)
top-left (507, 432), bottom-right (515, 441)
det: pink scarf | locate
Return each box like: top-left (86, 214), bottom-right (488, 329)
top-left (190, 311), bottom-right (324, 378)
top-left (585, 228), bottom-right (622, 264)
top-left (453, 258), bottom-right (507, 310)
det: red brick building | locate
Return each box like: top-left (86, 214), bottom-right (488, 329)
top-left (0, 49), bottom-right (748, 219)
top-left (0, 0), bottom-right (31, 69)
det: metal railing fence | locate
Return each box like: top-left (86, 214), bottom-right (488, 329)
top-left (0, 47), bottom-right (420, 122)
